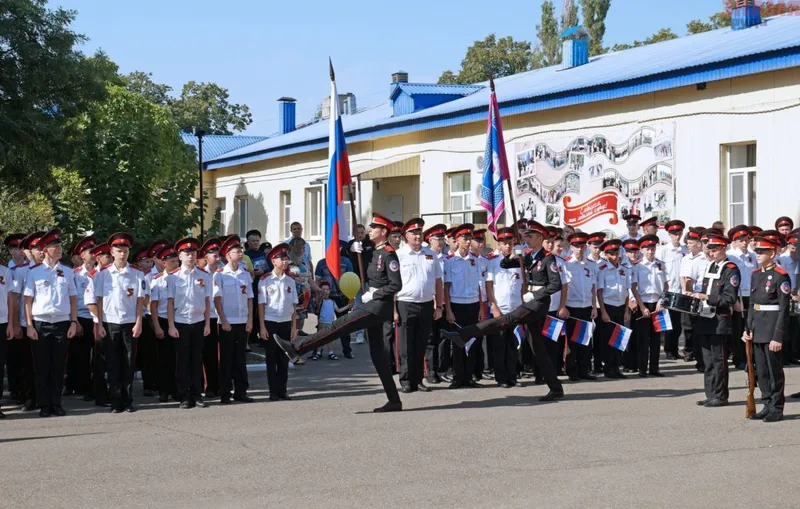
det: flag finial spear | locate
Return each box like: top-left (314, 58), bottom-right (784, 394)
top-left (329, 57), bottom-right (335, 82)
top-left (489, 76), bottom-right (495, 93)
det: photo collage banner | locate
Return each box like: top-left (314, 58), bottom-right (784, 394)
top-left (513, 123), bottom-right (676, 235)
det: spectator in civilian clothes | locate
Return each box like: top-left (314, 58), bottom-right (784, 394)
top-left (286, 222), bottom-right (313, 273)
top-left (314, 253), bottom-right (355, 358)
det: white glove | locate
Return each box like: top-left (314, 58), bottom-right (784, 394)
top-left (361, 289), bottom-right (373, 304)
top-left (514, 247), bottom-right (524, 256)
top-left (350, 241), bottom-right (363, 254)
top-left (523, 292), bottom-right (534, 303)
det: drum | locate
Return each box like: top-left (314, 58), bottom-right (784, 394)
top-left (790, 300), bottom-right (800, 317)
top-left (661, 291), bottom-right (703, 315)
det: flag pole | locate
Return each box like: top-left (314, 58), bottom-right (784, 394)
top-left (491, 76), bottom-right (529, 295)
top-left (330, 59), bottom-right (366, 292)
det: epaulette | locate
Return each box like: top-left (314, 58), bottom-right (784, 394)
top-left (383, 245), bottom-right (396, 253)
top-left (88, 268), bottom-right (98, 278)
top-left (725, 262), bottom-right (738, 270)
top-left (153, 272), bottom-right (164, 280)
top-left (196, 267), bottom-right (208, 274)
top-left (599, 263), bottom-right (607, 270)
top-left (29, 263), bottom-right (42, 269)
top-left (73, 267), bottom-right (81, 273)
top-left (446, 253), bottom-right (454, 259)
top-left (524, 249), bottom-right (532, 255)
top-left (11, 263), bottom-right (27, 271)
top-left (564, 255), bottom-right (573, 262)
top-left (260, 272), bottom-right (272, 280)
top-left (544, 250), bottom-right (551, 256)
top-left (169, 268), bottom-right (181, 274)
top-left (129, 264), bottom-right (144, 272)
top-left (774, 266), bottom-right (789, 276)
top-left (485, 253), bottom-right (499, 260)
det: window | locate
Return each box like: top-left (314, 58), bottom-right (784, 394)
top-left (447, 171), bottom-right (471, 225)
top-left (234, 196), bottom-right (247, 237)
top-left (280, 191), bottom-right (292, 239)
top-left (725, 143), bottom-right (756, 226)
top-left (305, 187), bottom-right (323, 239)
top-left (216, 199), bottom-right (227, 236)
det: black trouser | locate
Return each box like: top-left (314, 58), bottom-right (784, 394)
top-left (665, 309), bottom-right (683, 358)
top-left (544, 310), bottom-right (564, 375)
top-left (291, 308), bottom-right (400, 404)
top-left (436, 318), bottom-right (452, 375)
top-left (602, 304), bottom-right (626, 374)
top-left (637, 302), bottom-right (661, 375)
top-left (93, 323), bottom-right (109, 404)
top-left (566, 307), bottom-right (593, 378)
top-left (0, 322), bottom-right (6, 403)
top-left (33, 321), bottom-right (69, 409)
top-left (265, 320), bottom-right (291, 397)
top-left (623, 307), bottom-right (640, 370)
top-left (105, 322), bottom-right (137, 409)
top-left (202, 318), bottom-right (219, 394)
top-left (9, 332), bottom-right (37, 404)
top-left (699, 333), bottom-right (729, 401)
top-left (492, 326), bottom-right (518, 385)
top-left (592, 312), bottom-right (603, 372)
top-left (383, 320), bottom-right (397, 373)
top-left (65, 317), bottom-right (93, 394)
top-left (397, 300), bottom-right (434, 388)
top-left (6, 335), bottom-right (22, 398)
top-left (730, 296), bottom-right (749, 366)
top-left (450, 302), bottom-right (480, 384)
top-left (157, 318), bottom-right (177, 398)
top-left (137, 316), bottom-right (158, 392)
top-left (754, 341), bottom-right (784, 415)
top-left (219, 323), bottom-right (250, 397)
top-left (425, 316), bottom-right (444, 378)
top-left (175, 321), bottom-right (205, 401)
top-left (790, 315), bottom-right (800, 361)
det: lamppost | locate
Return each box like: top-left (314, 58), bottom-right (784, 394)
top-left (195, 128), bottom-right (206, 243)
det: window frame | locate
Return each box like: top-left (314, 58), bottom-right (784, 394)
top-left (305, 187), bottom-right (323, 240)
top-left (280, 190), bottom-right (292, 240)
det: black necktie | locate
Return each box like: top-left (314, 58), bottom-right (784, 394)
top-left (710, 262), bottom-right (718, 273)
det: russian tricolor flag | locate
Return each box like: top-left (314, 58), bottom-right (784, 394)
top-left (608, 323), bottom-right (632, 351)
top-left (652, 309), bottom-right (673, 332)
top-left (514, 325), bottom-right (525, 349)
top-left (569, 318), bottom-right (594, 346)
top-left (541, 315), bottom-right (565, 342)
top-left (325, 59), bottom-right (353, 280)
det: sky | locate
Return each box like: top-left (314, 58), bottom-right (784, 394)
top-left (56, 0), bottom-right (724, 136)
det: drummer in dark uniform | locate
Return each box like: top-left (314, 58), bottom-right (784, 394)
top-left (691, 231), bottom-right (740, 408)
top-left (277, 213), bottom-right (403, 413)
top-left (742, 233), bottom-right (790, 422)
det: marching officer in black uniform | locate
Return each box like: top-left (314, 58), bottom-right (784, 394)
top-left (442, 220), bottom-right (564, 401)
top-left (277, 213), bottom-right (403, 412)
top-left (742, 233), bottom-right (790, 422)
top-left (692, 231), bottom-right (740, 408)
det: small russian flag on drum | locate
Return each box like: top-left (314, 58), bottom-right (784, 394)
top-left (608, 324), bottom-right (632, 351)
top-left (541, 316), bottom-right (565, 342)
top-left (569, 318), bottom-right (594, 346)
top-left (513, 325), bottom-right (525, 349)
top-left (652, 309), bottom-right (673, 332)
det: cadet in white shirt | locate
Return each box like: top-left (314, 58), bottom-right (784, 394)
top-left (726, 225), bottom-right (757, 370)
top-left (23, 230), bottom-right (79, 417)
top-left (0, 252), bottom-right (12, 418)
top-left (258, 243), bottom-right (298, 401)
top-left (641, 216), bottom-right (671, 245)
top-left (563, 233), bottom-right (598, 381)
top-left (680, 228), bottom-right (709, 369)
top-left (3, 233), bottom-right (28, 405)
top-left (619, 213), bottom-right (642, 258)
top-left (586, 232), bottom-right (607, 373)
top-left (395, 218), bottom-right (443, 393)
top-left (199, 238), bottom-right (223, 399)
top-left (92, 233), bottom-right (147, 413)
top-left (422, 224), bottom-right (449, 384)
top-left (132, 245), bottom-right (158, 397)
top-left (658, 220), bottom-right (688, 360)
top-left (485, 227), bottom-right (524, 388)
top-left (596, 240), bottom-right (631, 378)
top-left (85, 242), bottom-right (113, 406)
top-left (631, 235), bottom-right (668, 377)
top-left (167, 237), bottom-right (212, 409)
top-left (149, 245), bottom-right (180, 402)
top-left (443, 224), bottom-right (486, 389)
top-left (65, 236), bottom-right (97, 400)
top-left (545, 236), bottom-right (570, 377)
top-left (213, 236), bottom-right (255, 404)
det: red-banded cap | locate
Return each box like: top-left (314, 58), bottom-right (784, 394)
top-left (402, 218), bottom-right (425, 235)
top-left (423, 224), bottom-right (447, 241)
top-left (108, 232), bottom-right (134, 249)
top-left (175, 237), bottom-right (200, 252)
top-left (70, 236), bottom-right (96, 257)
top-left (370, 214), bottom-right (394, 230)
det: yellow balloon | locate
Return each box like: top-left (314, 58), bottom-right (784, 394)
top-left (339, 272), bottom-right (361, 300)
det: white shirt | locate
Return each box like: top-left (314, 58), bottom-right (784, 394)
top-left (777, 253), bottom-right (799, 289)
top-left (205, 264), bottom-right (223, 320)
top-left (726, 248), bottom-right (757, 297)
top-left (396, 245), bottom-right (442, 304)
top-left (213, 263), bottom-right (254, 325)
top-left (93, 263), bottom-right (147, 325)
top-left (23, 261), bottom-right (77, 323)
top-left (258, 271), bottom-right (298, 323)
top-left (619, 232), bottom-right (641, 257)
top-left (563, 255), bottom-right (597, 308)
top-left (149, 270), bottom-right (170, 319)
top-left (682, 252), bottom-right (710, 293)
top-left (657, 243), bottom-right (687, 297)
top-left (318, 298), bottom-right (336, 324)
top-left (597, 261), bottom-right (631, 306)
top-left (548, 256), bottom-right (571, 313)
top-left (10, 262), bottom-right (30, 325)
top-left (632, 258), bottom-right (668, 303)
top-left (487, 254), bottom-right (523, 314)
top-left (72, 265), bottom-right (94, 320)
top-left (443, 250), bottom-right (484, 304)
top-left (167, 265), bottom-right (212, 325)
top-left (0, 263), bottom-right (11, 324)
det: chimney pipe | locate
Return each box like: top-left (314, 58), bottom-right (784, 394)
top-left (277, 97), bottom-right (296, 135)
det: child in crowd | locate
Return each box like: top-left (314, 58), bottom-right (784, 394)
top-left (311, 282), bottom-right (352, 360)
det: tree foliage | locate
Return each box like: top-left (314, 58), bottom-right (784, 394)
top-left (687, 0), bottom-right (800, 34)
top-left (579, 0), bottom-right (612, 55)
top-left (438, 34), bottom-right (534, 84)
top-left (170, 81), bottom-right (253, 134)
top-left (561, 0), bottom-right (579, 31)
top-left (123, 71), bottom-right (173, 106)
top-left (536, 1), bottom-right (561, 67)
top-left (0, 188), bottom-right (54, 238)
top-left (609, 28), bottom-right (679, 52)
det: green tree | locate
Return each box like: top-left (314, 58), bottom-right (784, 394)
top-left (437, 34), bottom-right (533, 84)
top-left (688, 0), bottom-right (800, 34)
top-left (579, 0), bottom-right (612, 55)
top-left (170, 81), bottom-right (252, 134)
top-left (686, 19), bottom-right (714, 34)
top-left (123, 71), bottom-right (173, 106)
top-left (0, 1), bottom-right (117, 190)
top-left (0, 188), bottom-right (54, 238)
top-left (610, 27), bottom-right (679, 52)
top-left (537, 0), bottom-right (561, 67)
top-left (69, 86), bottom-right (199, 242)
top-left (51, 166), bottom-right (94, 247)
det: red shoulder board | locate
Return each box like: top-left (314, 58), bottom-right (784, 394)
top-left (384, 245), bottom-right (395, 253)
top-left (169, 268), bottom-right (181, 274)
top-left (153, 272), bottom-right (164, 280)
top-left (260, 272), bottom-right (272, 280)
top-left (286, 271), bottom-right (296, 279)
top-left (73, 267), bottom-right (81, 273)
top-left (774, 266), bottom-right (789, 275)
top-left (196, 267), bottom-right (208, 274)
top-left (543, 250), bottom-right (551, 256)
top-left (524, 249), bottom-right (532, 255)
top-left (725, 262), bottom-right (738, 270)
top-left (486, 253), bottom-right (498, 260)
top-left (129, 264), bottom-right (144, 272)
top-left (599, 263), bottom-right (607, 270)
top-left (565, 255), bottom-right (573, 262)
top-left (29, 263), bottom-right (42, 269)
top-left (446, 253), bottom-right (454, 259)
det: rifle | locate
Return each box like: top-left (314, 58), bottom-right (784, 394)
top-left (744, 327), bottom-right (756, 419)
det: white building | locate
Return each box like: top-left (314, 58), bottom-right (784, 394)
top-left (199, 14), bottom-right (800, 262)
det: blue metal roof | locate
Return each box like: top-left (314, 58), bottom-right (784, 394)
top-left (180, 132), bottom-right (268, 161)
top-left (559, 25), bottom-right (587, 39)
top-left (207, 16), bottom-right (800, 170)
top-left (389, 83), bottom-right (484, 100)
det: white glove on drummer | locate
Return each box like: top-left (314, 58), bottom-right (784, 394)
top-left (350, 241), bottom-right (363, 254)
top-left (523, 292), bottom-right (534, 303)
top-left (361, 289), bottom-right (373, 304)
top-left (514, 247), bottom-right (524, 256)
